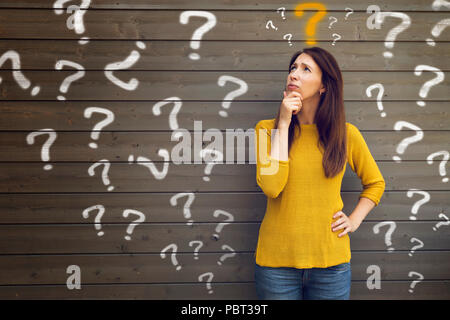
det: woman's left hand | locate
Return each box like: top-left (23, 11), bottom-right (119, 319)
top-left (331, 211), bottom-right (358, 237)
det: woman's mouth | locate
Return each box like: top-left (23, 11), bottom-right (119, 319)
top-left (288, 84), bottom-right (299, 89)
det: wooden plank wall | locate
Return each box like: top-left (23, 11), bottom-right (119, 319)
top-left (0, 0), bottom-right (448, 299)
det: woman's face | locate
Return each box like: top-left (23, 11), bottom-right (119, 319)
top-left (286, 53), bottom-right (325, 100)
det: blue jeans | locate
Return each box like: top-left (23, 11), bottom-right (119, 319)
top-left (254, 261), bottom-right (351, 300)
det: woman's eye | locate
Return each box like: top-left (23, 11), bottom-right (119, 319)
top-left (304, 66), bottom-right (310, 71)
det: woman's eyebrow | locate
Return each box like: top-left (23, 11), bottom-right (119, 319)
top-left (292, 62), bottom-right (313, 70)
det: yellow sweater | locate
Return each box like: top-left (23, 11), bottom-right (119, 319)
top-left (254, 119), bottom-right (385, 268)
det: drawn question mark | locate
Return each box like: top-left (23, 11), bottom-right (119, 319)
top-left (408, 271), bottom-right (424, 293)
top-left (152, 97), bottom-right (182, 131)
top-left (427, 151), bottom-right (449, 183)
top-left (104, 41), bottom-right (146, 90)
top-left (426, 18), bottom-right (450, 46)
top-left (283, 33), bottom-right (293, 46)
top-left (82, 204), bottom-right (105, 236)
top-left (199, 149), bottom-right (223, 182)
top-left (170, 192), bottom-right (195, 225)
top-left (189, 240), bottom-right (204, 260)
top-left (366, 83), bottom-right (386, 117)
top-left (128, 149), bottom-right (170, 180)
top-left (198, 272), bottom-right (214, 294)
top-left (217, 75), bottom-right (248, 117)
top-left (433, 213), bottom-right (450, 231)
top-left (83, 107), bottom-right (115, 149)
top-left (414, 65), bottom-right (445, 107)
top-left (406, 189), bottom-right (431, 220)
top-left (432, 0), bottom-right (450, 10)
top-left (55, 59), bottom-right (85, 100)
top-left (26, 129), bottom-right (57, 170)
top-left (328, 16), bottom-right (338, 28)
top-left (344, 8), bottom-right (354, 20)
top-left (122, 209), bottom-right (146, 241)
top-left (0, 50), bottom-right (40, 96)
top-left (217, 245), bottom-right (236, 265)
top-left (212, 209), bottom-right (234, 240)
top-left (160, 243), bottom-right (182, 271)
top-left (372, 11), bottom-right (411, 58)
top-left (373, 221), bottom-right (396, 252)
top-left (294, 3), bottom-right (327, 45)
top-left (88, 159), bottom-right (114, 191)
top-left (277, 7), bottom-right (286, 20)
top-left (179, 11), bottom-right (217, 60)
top-left (331, 33), bottom-right (341, 46)
top-left (409, 237), bottom-right (424, 257)
top-left (265, 20), bottom-right (278, 31)
top-left (392, 121), bottom-right (424, 163)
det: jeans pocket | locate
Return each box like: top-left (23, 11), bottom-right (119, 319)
top-left (327, 262), bottom-right (350, 272)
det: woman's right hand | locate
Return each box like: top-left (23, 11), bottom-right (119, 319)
top-left (279, 90), bottom-right (303, 128)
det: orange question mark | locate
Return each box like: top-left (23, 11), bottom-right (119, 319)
top-left (294, 3), bottom-right (327, 45)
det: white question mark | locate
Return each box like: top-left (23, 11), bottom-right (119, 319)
top-left (0, 50), bottom-right (40, 96)
top-left (406, 189), bottom-right (431, 220)
top-left (433, 213), bottom-right (450, 231)
top-left (160, 243), bottom-right (182, 271)
top-left (366, 5), bottom-right (381, 30)
top-left (370, 11), bottom-right (411, 58)
top-left (83, 107), bottom-right (115, 149)
top-left (128, 149), bottom-right (170, 180)
top-left (331, 33), bottom-right (341, 46)
top-left (373, 221), bottom-right (397, 252)
top-left (198, 272), bottom-right (214, 294)
top-left (409, 237), bottom-right (424, 257)
top-left (217, 244), bottom-right (236, 265)
top-left (408, 271), bottom-right (424, 293)
top-left (265, 20), bottom-right (278, 31)
top-left (432, 0), bottom-right (450, 10)
top-left (55, 59), bottom-right (85, 100)
top-left (414, 65), bottom-right (445, 107)
top-left (152, 97), bottom-right (182, 131)
top-left (179, 11), bottom-right (217, 60)
top-left (82, 204), bottom-right (105, 236)
top-left (199, 149), bottom-right (223, 182)
top-left (217, 75), bottom-right (248, 117)
top-left (426, 18), bottom-right (450, 46)
top-left (88, 159), bottom-right (114, 191)
top-left (189, 240), bottom-right (204, 260)
top-left (104, 41), bottom-right (146, 90)
top-left (283, 33), bottom-right (293, 46)
top-left (26, 129), bottom-right (57, 170)
top-left (366, 83), bottom-right (386, 117)
top-left (392, 121), bottom-right (424, 163)
top-left (170, 192), bottom-right (195, 225)
top-left (277, 7), bottom-right (286, 20)
top-left (328, 16), bottom-right (338, 28)
top-left (344, 8), bottom-right (354, 20)
top-left (427, 151), bottom-right (449, 183)
top-left (212, 209), bottom-right (234, 240)
top-left (122, 209), bottom-right (146, 241)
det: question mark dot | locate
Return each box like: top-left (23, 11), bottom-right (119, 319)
top-left (442, 177), bottom-right (449, 183)
top-left (217, 261), bottom-right (222, 265)
top-left (176, 266), bottom-right (182, 271)
top-left (426, 39), bottom-right (435, 46)
top-left (416, 101), bottom-right (426, 107)
top-left (218, 110), bottom-right (228, 117)
top-left (97, 231), bottom-right (104, 237)
top-left (388, 247), bottom-right (394, 252)
top-left (189, 53), bottom-right (200, 60)
top-left (107, 186), bottom-right (114, 191)
top-left (409, 289), bottom-right (413, 293)
top-left (380, 112), bottom-right (386, 117)
top-left (408, 253), bottom-right (413, 257)
top-left (383, 52), bottom-right (393, 58)
top-left (89, 142), bottom-right (98, 149)
top-left (31, 86), bottom-right (40, 96)
top-left (212, 234), bottom-right (219, 241)
top-left (57, 95), bottom-right (66, 101)
top-left (43, 164), bottom-right (53, 170)
top-left (125, 235), bottom-right (131, 241)
top-left (409, 216), bottom-right (417, 221)
top-left (203, 176), bottom-right (210, 182)
top-left (392, 156), bottom-right (401, 163)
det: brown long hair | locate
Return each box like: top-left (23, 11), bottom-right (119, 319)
top-left (274, 47), bottom-right (347, 178)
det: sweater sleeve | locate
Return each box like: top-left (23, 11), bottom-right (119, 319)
top-left (254, 120), bottom-right (290, 199)
top-left (347, 123), bottom-right (386, 206)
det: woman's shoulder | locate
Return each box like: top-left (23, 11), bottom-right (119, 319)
top-left (345, 122), bottom-right (361, 136)
top-left (255, 118), bottom-right (277, 130)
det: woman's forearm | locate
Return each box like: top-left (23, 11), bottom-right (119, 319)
top-left (349, 197), bottom-right (376, 230)
top-left (270, 122), bottom-right (290, 161)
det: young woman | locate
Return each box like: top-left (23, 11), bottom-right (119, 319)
top-left (254, 47), bottom-right (385, 300)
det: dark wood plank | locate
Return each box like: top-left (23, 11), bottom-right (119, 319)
top-left (0, 162), bottom-right (448, 193)
top-left (0, 191), bottom-right (447, 224)
top-left (0, 101), bottom-right (448, 131)
top-left (0, 251), bottom-right (448, 285)
top-left (0, 10), bottom-right (448, 41)
top-left (0, 222), bottom-right (447, 254)
top-left (0, 0), bottom-right (444, 11)
top-left (1, 70), bottom-right (448, 101)
top-left (1, 40), bottom-right (449, 71)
